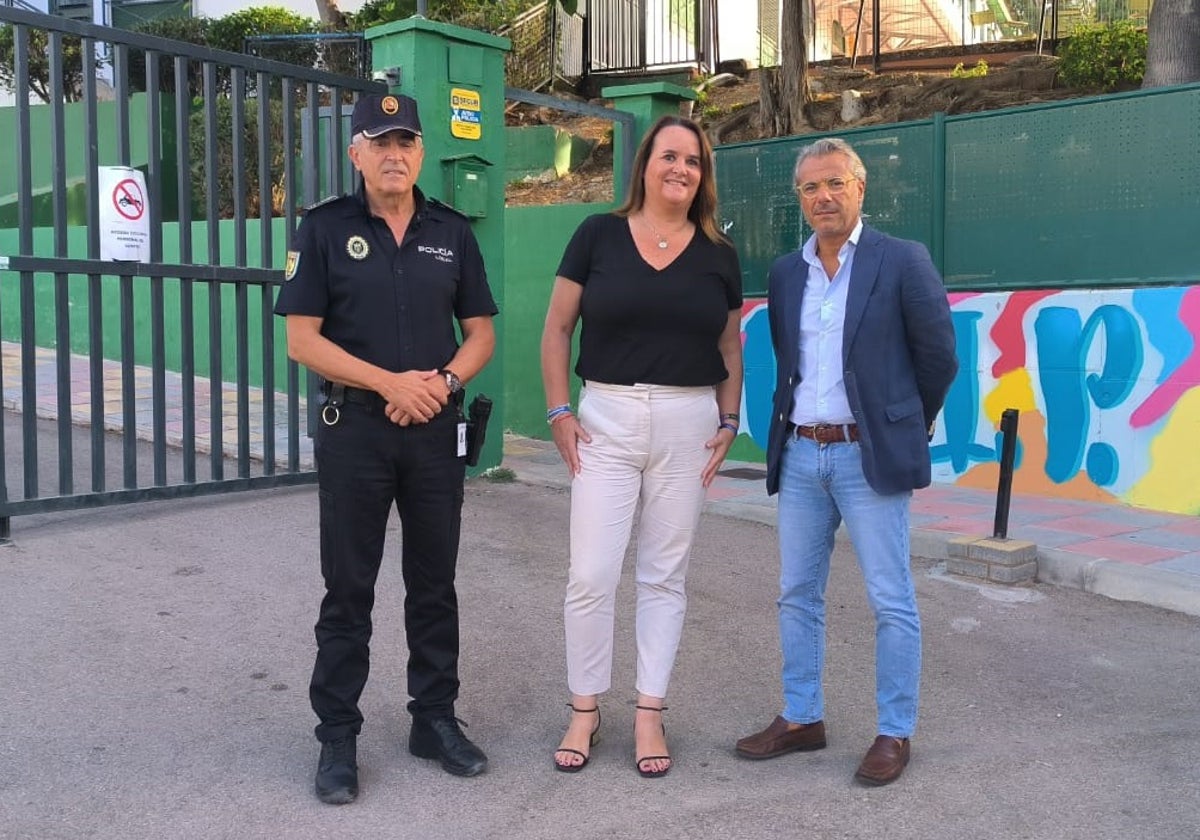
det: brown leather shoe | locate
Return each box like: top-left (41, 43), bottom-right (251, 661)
top-left (854, 735), bottom-right (910, 786)
top-left (735, 715), bottom-right (827, 759)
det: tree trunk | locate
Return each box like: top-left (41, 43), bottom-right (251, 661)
top-left (1142, 0), bottom-right (1200, 87)
top-left (758, 0), bottom-right (812, 137)
top-left (313, 0), bottom-right (349, 29)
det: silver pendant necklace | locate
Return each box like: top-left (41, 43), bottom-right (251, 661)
top-left (639, 215), bottom-right (671, 249)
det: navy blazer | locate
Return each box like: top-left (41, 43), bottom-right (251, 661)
top-left (765, 224), bottom-right (958, 497)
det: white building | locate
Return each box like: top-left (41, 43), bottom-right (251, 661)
top-left (17, 0), bottom-right (366, 27)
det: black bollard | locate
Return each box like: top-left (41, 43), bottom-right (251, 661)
top-left (993, 408), bottom-right (1020, 539)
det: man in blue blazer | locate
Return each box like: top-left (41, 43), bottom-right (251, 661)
top-left (735, 138), bottom-right (958, 786)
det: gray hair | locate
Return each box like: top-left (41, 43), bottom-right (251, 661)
top-left (351, 131), bottom-right (422, 147)
top-left (793, 137), bottom-right (867, 184)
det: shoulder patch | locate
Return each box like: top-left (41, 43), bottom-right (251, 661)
top-left (301, 194), bottom-right (344, 215)
top-left (427, 196), bottom-right (470, 221)
top-left (284, 250), bottom-right (300, 281)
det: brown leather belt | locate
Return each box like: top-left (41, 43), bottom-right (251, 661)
top-left (787, 422), bottom-right (859, 444)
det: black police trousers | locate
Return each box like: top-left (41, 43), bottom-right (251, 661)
top-left (309, 400), bottom-right (466, 743)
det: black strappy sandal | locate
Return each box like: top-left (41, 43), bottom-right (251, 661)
top-left (553, 704), bottom-right (601, 773)
top-left (634, 704), bottom-right (671, 778)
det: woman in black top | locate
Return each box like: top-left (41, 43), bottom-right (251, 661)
top-left (541, 115), bottom-right (744, 777)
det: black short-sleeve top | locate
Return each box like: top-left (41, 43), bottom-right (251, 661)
top-left (274, 185), bottom-right (498, 373)
top-left (556, 212), bottom-right (742, 387)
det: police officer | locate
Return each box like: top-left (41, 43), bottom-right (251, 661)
top-left (274, 92), bottom-right (498, 805)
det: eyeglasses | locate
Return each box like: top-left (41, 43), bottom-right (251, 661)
top-left (794, 176), bottom-right (858, 198)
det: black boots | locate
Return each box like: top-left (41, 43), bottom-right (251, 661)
top-left (315, 717), bottom-right (487, 803)
top-left (314, 736), bottom-right (358, 805)
top-left (409, 716), bottom-right (489, 777)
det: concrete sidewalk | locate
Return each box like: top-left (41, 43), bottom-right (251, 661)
top-left (0, 341), bottom-right (314, 472)
top-left (502, 433), bottom-right (1200, 618)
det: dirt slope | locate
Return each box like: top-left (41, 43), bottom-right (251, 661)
top-left (505, 54), bottom-right (1091, 207)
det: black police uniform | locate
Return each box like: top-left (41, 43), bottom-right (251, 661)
top-left (274, 183), bottom-right (497, 744)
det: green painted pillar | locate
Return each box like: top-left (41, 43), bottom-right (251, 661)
top-left (365, 18), bottom-right (510, 472)
top-left (601, 82), bottom-right (697, 204)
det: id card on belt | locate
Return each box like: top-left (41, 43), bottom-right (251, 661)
top-left (457, 422), bottom-right (468, 457)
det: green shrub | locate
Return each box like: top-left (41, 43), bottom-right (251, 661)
top-left (206, 7), bottom-right (320, 68)
top-left (1057, 20), bottom-right (1147, 90)
top-left (950, 60), bottom-right (989, 79)
top-left (0, 25), bottom-right (93, 103)
top-left (127, 17), bottom-right (211, 97)
top-left (352, 0), bottom-right (539, 32)
top-left (479, 466), bottom-right (516, 483)
top-left (189, 97), bottom-right (291, 219)
top-left (128, 9), bottom-right (321, 98)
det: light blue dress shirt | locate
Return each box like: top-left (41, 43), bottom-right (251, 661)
top-left (789, 218), bottom-right (864, 426)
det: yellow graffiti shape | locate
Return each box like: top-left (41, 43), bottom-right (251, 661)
top-left (1127, 386), bottom-right (1200, 515)
top-left (983, 369), bottom-right (1037, 424)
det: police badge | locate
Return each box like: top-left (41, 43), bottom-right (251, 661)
top-left (284, 250), bottom-right (300, 281)
top-left (346, 236), bottom-right (370, 260)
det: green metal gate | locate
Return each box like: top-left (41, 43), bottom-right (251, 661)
top-left (0, 5), bottom-right (383, 539)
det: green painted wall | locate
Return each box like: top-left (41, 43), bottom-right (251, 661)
top-left (0, 220), bottom-right (293, 391)
top-left (506, 125), bottom-right (558, 180)
top-left (503, 202), bottom-right (607, 438)
top-left (506, 125), bottom-right (595, 181)
top-left (0, 95), bottom-right (179, 225)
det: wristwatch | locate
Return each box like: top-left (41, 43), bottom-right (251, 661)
top-left (440, 368), bottom-right (463, 395)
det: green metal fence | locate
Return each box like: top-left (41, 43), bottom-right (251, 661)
top-left (716, 81), bottom-right (1200, 295)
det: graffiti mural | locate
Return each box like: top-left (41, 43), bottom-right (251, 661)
top-left (738, 286), bottom-right (1200, 516)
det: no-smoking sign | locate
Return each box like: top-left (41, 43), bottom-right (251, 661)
top-left (98, 166), bottom-right (150, 261)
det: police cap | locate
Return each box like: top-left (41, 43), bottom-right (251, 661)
top-left (351, 93), bottom-right (423, 139)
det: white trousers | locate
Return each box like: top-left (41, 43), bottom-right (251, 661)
top-left (565, 381), bottom-right (717, 698)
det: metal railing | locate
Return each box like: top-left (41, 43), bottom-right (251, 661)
top-left (512, 0), bottom-right (718, 89)
top-left (586, 0), bottom-right (716, 75)
top-left (499, 1), bottom-right (557, 91)
top-left (505, 84), bottom-right (636, 196)
top-left (0, 5), bottom-right (383, 539)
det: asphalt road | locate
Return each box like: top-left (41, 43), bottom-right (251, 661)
top-left (2, 477), bottom-right (1198, 840)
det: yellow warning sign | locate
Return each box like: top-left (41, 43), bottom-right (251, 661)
top-left (450, 88), bottom-right (481, 140)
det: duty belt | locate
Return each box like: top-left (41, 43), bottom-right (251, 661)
top-left (321, 382), bottom-right (386, 425)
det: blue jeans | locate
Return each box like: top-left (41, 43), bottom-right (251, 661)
top-left (776, 434), bottom-right (920, 738)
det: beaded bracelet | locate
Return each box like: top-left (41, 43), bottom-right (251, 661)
top-left (546, 404), bottom-right (572, 425)
top-left (720, 412), bottom-right (740, 422)
top-left (718, 422), bottom-right (739, 435)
